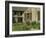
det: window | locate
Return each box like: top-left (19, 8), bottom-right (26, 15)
top-left (24, 13), bottom-right (32, 21)
top-left (12, 10), bottom-right (24, 23)
top-left (30, 13), bottom-right (32, 20)
top-left (18, 17), bottom-right (22, 23)
top-left (38, 11), bottom-right (40, 21)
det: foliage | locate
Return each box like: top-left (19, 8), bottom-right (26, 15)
top-left (26, 21), bottom-right (31, 25)
top-left (32, 21), bottom-right (40, 29)
top-left (12, 21), bottom-right (40, 31)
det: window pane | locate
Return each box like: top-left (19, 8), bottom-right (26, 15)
top-left (38, 11), bottom-right (40, 21)
top-left (30, 13), bottom-right (32, 20)
top-left (18, 17), bottom-right (22, 23)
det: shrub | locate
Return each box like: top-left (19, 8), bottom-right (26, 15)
top-left (32, 21), bottom-right (36, 25)
top-left (26, 21), bottom-right (31, 25)
top-left (32, 21), bottom-right (40, 29)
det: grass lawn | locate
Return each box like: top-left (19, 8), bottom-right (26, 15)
top-left (12, 22), bottom-right (40, 31)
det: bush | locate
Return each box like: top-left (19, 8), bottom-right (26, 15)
top-left (26, 21), bottom-right (31, 25)
top-left (32, 21), bottom-right (36, 25)
top-left (32, 21), bottom-right (40, 29)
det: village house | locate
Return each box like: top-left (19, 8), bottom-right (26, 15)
top-left (12, 7), bottom-right (40, 23)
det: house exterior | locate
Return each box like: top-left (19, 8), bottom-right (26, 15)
top-left (12, 7), bottom-right (40, 23)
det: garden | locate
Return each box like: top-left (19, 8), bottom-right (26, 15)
top-left (12, 21), bottom-right (40, 31)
